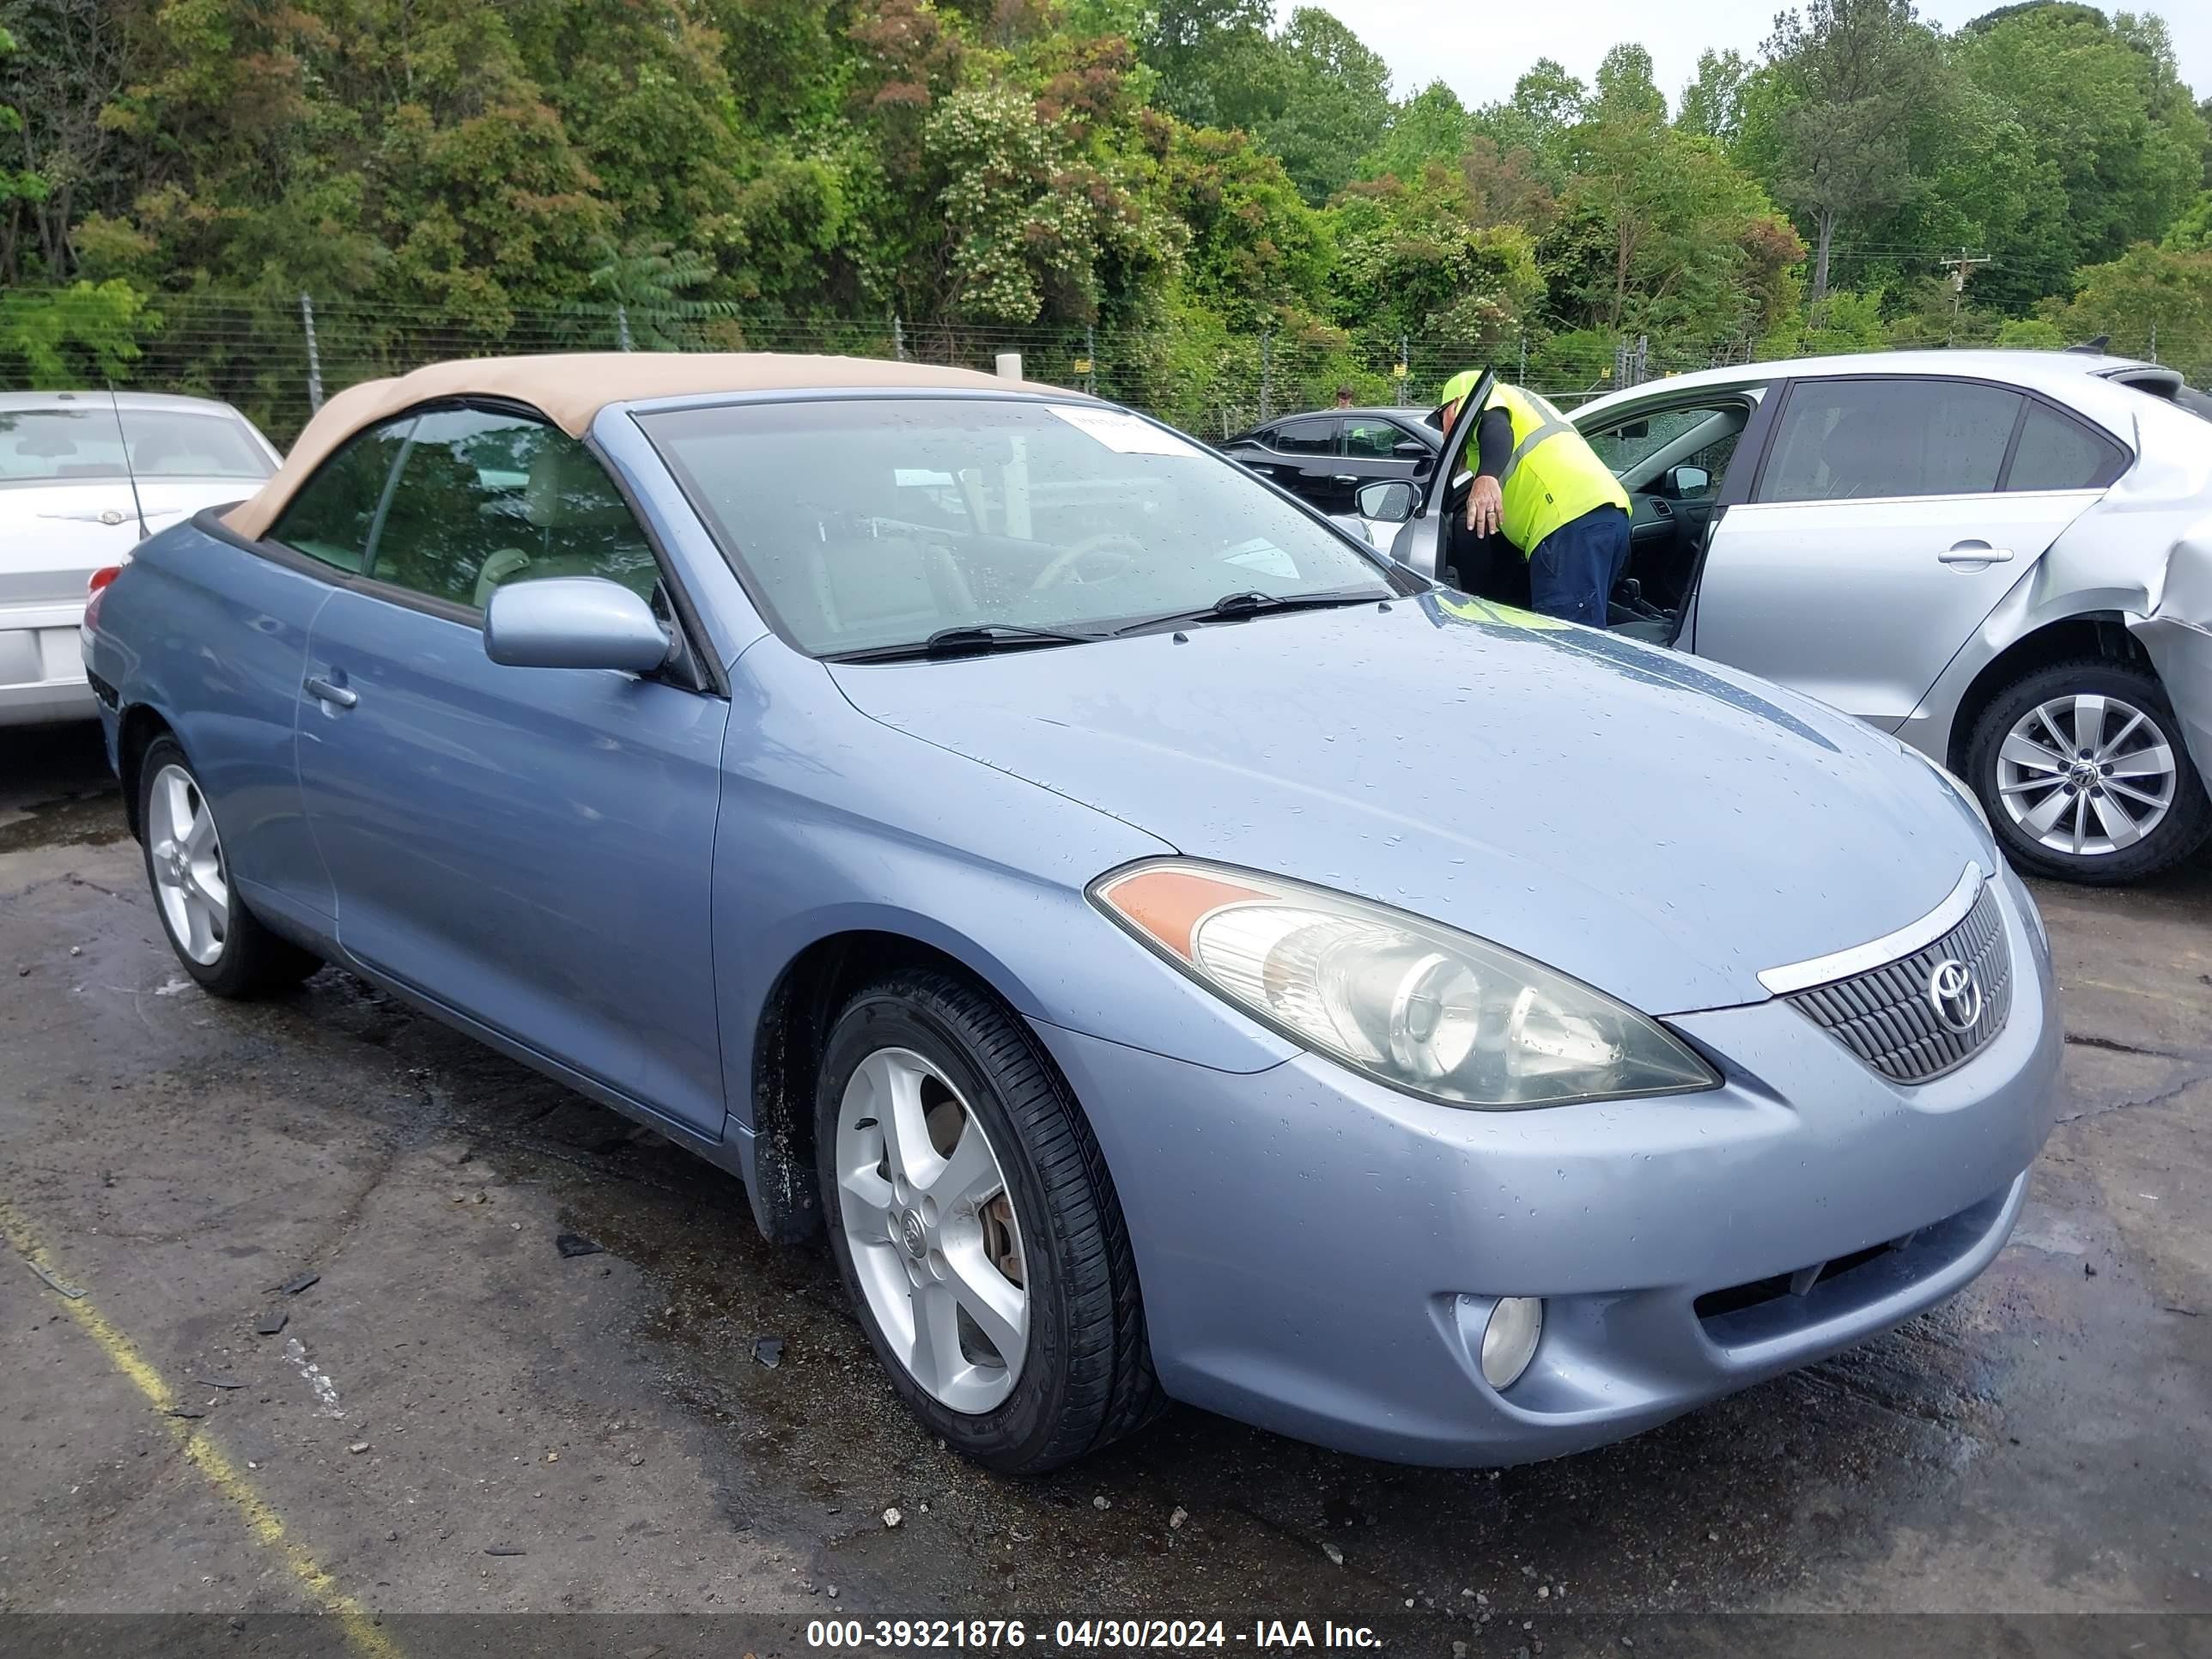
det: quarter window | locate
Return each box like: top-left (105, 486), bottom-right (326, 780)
top-left (367, 408), bottom-right (660, 611)
top-left (1760, 380), bottom-right (2024, 502)
top-left (2006, 404), bottom-right (2122, 492)
top-left (1271, 418), bottom-right (1338, 456)
top-left (269, 416), bottom-right (415, 572)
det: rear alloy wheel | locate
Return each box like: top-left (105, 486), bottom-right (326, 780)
top-left (1967, 659), bottom-right (2212, 884)
top-left (137, 737), bottom-right (320, 998)
top-left (815, 969), bottom-right (1162, 1471)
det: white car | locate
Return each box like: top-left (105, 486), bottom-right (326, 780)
top-left (2, 390), bottom-right (280, 726)
top-left (1370, 351), bottom-right (2212, 884)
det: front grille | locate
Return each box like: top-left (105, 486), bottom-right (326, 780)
top-left (1786, 884), bottom-right (2011, 1085)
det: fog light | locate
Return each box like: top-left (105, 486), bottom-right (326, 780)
top-left (1480, 1296), bottom-right (1543, 1390)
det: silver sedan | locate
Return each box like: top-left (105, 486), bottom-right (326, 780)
top-left (2, 391), bottom-right (279, 726)
top-left (1371, 350), bottom-right (2212, 884)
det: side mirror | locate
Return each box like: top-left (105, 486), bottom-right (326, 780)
top-left (484, 577), bottom-right (672, 673)
top-left (1392, 438), bottom-right (1430, 459)
top-left (1356, 479), bottom-right (1422, 523)
top-left (1666, 464), bottom-right (1711, 498)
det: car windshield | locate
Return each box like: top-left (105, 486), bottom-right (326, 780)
top-left (0, 407), bottom-right (272, 483)
top-left (639, 397), bottom-right (1405, 657)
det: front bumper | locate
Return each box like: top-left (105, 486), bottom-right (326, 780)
top-left (0, 600), bottom-right (96, 727)
top-left (1034, 864), bottom-right (2061, 1466)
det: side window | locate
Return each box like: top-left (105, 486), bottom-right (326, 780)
top-left (2006, 404), bottom-right (2123, 492)
top-left (269, 417), bottom-right (415, 572)
top-left (1760, 379), bottom-right (2023, 503)
top-left (1272, 417), bottom-right (1338, 456)
top-left (1343, 419), bottom-right (1403, 459)
top-left (368, 408), bottom-right (661, 612)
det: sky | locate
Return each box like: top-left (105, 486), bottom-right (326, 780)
top-left (1298, 0), bottom-right (2210, 111)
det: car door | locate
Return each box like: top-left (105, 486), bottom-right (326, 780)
top-left (293, 404), bottom-right (732, 1135)
top-left (1340, 416), bottom-right (1432, 514)
top-left (1688, 375), bottom-right (2113, 731)
top-left (1238, 416), bottom-right (1345, 510)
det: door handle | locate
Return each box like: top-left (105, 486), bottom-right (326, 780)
top-left (1333, 475), bottom-right (1358, 485)
top-left (304, 674), bottom-right (357, 709)
top-left (1940, 542), bottom-right (2015, 565)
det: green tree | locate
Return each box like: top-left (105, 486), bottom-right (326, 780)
top-left (1677, 49), bottom-right (1751, 143)
top-left (1364, 81), bottom-right (1471, 185)
top-left (2053, 241), bottom-right (2212, 383)
top-left (1957, 4), bottom-right (2207, 274)
top-left (563, 236), bottom-right (737, 349)
top-left (1759, 0), bottom-right (1938, 302)
top-left (0, 276), bottom-right (155, 384)
top-left (2167, 192), bottom-right (2212, 252)
top-left (1249, 9), bottom-right (1393, 206)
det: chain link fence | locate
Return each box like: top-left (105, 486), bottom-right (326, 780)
top-left (4, 290), bottom-right (2203, 448)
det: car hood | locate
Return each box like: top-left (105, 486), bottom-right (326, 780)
top-left (828, 594), bottom-right (1987, 1015)
top-left (1, 480), bottom-right (253, 602)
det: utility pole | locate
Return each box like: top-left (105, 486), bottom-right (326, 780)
top-left (1259, 327), bottom-right (1273, 425)
top-left (1395, 331), bottom-right (1409, 407)
top-left (1940, 250), bottom-right (1992, 344)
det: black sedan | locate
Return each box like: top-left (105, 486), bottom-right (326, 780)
top-left (1219, 407), bottom-right (1438, 517)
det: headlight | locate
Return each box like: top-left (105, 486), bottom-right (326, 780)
top-left (1089, 860), bottom-right (1721, 1109)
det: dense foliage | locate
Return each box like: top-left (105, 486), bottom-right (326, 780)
top-left (3, 0), bottom-right (2209, 430)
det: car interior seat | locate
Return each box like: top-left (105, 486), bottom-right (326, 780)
top-left (471, 443), bottom-right (659, 610)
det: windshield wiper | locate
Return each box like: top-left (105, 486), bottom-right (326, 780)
top-left (1111, 587), bottom-right (1388, 636)
top-left (827, 623), bottom-right (1101, 664)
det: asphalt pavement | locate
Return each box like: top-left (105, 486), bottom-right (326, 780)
top-left (2, 720), bottom-right (2209, 1656)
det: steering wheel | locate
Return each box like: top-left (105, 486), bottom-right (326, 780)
top-left (1029, 533), bottom-right (1147, 593)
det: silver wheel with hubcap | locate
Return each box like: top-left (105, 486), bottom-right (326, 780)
top-left (1996, 693), bottom-right (2177, 858)
top-left (834, 1047), bottom-right (1029, 1414)
top-left (148, 762), bottom-right (230, 965)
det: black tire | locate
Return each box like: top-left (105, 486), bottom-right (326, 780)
top-left (1964, 658), bottom-right (2212, 885)
top-left (814, 969), bottom-right (1163, 1473)
top-left (137, 736), bottom-right (320, 998)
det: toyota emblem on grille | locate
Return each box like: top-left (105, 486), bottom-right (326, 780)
top-left (1927, 958), bottom-right (1983, 1034)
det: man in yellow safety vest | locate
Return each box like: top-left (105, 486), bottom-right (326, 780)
top-left (1436, 369), bottom-right (1632, 627)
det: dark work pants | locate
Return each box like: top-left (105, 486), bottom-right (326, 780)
top-left (1527, 504), bottom-right (1631, 627)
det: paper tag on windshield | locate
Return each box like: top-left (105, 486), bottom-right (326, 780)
top-left (1047, 405), bottom-right (1202, 458)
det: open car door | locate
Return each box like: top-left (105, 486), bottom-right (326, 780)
top-left (1385, 368), bottom-right (1492, 582)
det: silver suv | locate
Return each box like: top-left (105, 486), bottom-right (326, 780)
top-left (1370, 351), bottom-right (2212, 884)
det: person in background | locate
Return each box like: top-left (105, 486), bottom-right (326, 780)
top-left (1334, 386), bottom-right (1355, 410)
top-left (1435, 368), bottom-right (1632, 628)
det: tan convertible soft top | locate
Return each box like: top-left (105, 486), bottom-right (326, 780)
top-left (223, 351), bottom-right (1076, 542)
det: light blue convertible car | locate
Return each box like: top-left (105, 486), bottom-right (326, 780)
top-left (82, 354), bottom-right (2062, 1472)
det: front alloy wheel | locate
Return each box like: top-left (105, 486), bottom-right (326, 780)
top-left (834, 1047), bottom-right (1029, 1414)
top-left (814, 969), bottom-right (1163, 1471)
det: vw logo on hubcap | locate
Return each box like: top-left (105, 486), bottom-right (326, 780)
top-left (899, 1211), bottom-right (927, 1259)
top-left (1927, 958), bottom-right (1984, 1034)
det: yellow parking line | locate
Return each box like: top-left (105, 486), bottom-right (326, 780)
top-left (0, 1195), bottom-right (401, 1659)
